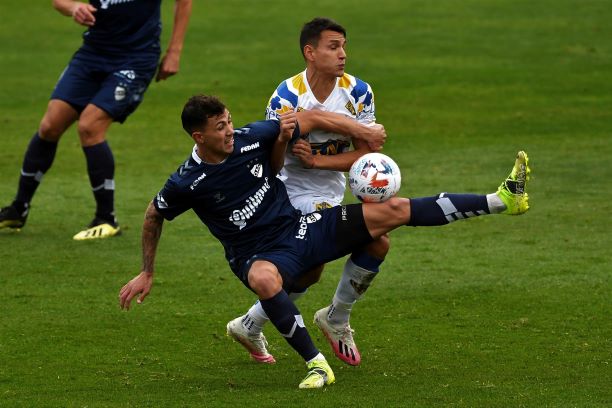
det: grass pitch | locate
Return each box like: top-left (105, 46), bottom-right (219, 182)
top-left (1, 0), bottom-right (611, 406)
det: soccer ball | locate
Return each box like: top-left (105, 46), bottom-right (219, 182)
top-left (349, 153), bottom-right (401, 202)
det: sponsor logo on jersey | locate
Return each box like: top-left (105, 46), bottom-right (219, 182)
top-left (345, 101), bottom-right (356, 116)
top-left (99, 0), bottom-right (136, 10)
top-left (295, 212), bottom-right (322, 240)
top-left (240, 142), bottom-right (260, 153)
top-left (190, 172), bottom-right (207, 190)
top-left (229, 178), bottom-right (270, 229)
top-left (341, 206), bottom-right (348, 221)
top-left (310, 139), bottom-right (351, 156)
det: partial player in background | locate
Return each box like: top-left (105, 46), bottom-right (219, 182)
top-left (0, 0), bottom-right (192, 240)
top-left (227, 17), bottom-right (388, 366)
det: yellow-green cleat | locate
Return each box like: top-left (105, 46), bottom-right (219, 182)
top-left (298, 359), bottom-right (336, 389)
top-left (497, 151), bottom-right (531, 215)
top-left (73, 217), bottom-right (121, 240)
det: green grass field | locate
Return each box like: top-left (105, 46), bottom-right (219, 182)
top-left (1, 0), bottom-right (611, 406)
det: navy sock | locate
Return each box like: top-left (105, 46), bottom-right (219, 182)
top-left (14, 133), bottom-right (58, 210)
top-left (351, 251), bottom-right (383, 273)
top-left (408, 193), bottom-right (490, 226)
top-left (83, 141), bottom-right (115, 223)
top-left (260, 290), bottom-right (319, 362)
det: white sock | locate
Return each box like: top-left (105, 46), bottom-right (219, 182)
top-left (306, 352), bottom-right (326, 364)
top-left (242, 290), bottom-right (307, 335)
top-left (486, 193), bottom-right (506, 213)
top-left (328, 258), bottom-right (377, 326)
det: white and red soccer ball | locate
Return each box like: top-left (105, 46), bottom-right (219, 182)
top-left (349, 153), bottom-right (402, 203)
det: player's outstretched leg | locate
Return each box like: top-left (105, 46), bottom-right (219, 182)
top-left (496, 150), bottom-right (530, 215)
top-left (226, 315), bottom-right (276, 364)
top-left (299, 357), bottom-right (336, 389)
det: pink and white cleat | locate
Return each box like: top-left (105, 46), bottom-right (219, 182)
top-left (314, 306), bottom-right (361, 366)
top-left (226, 316), bottom-right (276, 364)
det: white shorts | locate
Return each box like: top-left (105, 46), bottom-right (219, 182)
top-left (289, 194), bottom-right (342, 214)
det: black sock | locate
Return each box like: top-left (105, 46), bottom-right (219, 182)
top-left (408, 193), bottom-right (490, 226)
top-left (83, 141), bottom-right (115, 223)
top-left (14, 133), bottom-right (58, 211)
top-left (260, 290), bottom-right (319, 362)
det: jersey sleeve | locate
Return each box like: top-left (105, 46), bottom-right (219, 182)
top-left (351, 79), bottom-right (376, 124)
top-left (265, 80), bottom-right (298, 120)
top-left (238, 120), bottom-right (300, 148)
top-left (153, 177), bottom-right (191, 221)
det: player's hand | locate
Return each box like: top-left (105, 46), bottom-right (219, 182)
top-left (356, 123), bottom-right (386, 151)
top-left (119, 271), bottom-right (153, 310)
top-left (292, 139), bottom-right (316, 169)
top-left (71, 2), bottom-right (97, 27)
top-left (156, 51), bottom-right (180, 82)
top-left (279, 111), bottom-right (297, 142)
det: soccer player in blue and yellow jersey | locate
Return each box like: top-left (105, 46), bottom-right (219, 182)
top-left (0, 0), bottom-right (192, 240)
top-left (119, 94), bottom-right (531, 389)
top-left (229, 17), bottom-right (388, 367)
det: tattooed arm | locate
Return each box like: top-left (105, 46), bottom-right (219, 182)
top-left (119, 202), bottom-right (165, 310)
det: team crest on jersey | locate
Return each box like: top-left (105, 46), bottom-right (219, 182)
top-left (99, 0), bottom-right (136, 10)
top-left (250, 163), bottom-right (263, 178)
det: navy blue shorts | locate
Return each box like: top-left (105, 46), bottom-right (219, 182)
top-left (51, 46), bottom-right (159, 123)
top-left (234, 204), bottom-right (373, 292)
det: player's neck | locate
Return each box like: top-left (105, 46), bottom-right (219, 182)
top-left (196, 146), bottom-right (228, 165)
top-left (305, 68), bottom-right (337, 103)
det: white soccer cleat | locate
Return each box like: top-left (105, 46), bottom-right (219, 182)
top-left (314, 306), bottom-right (361, 366)
top-left (226, 316), bottom-right (276, 364)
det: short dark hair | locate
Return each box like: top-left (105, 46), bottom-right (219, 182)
top-left (299, 17), bottom-right (346, 58)
top-left (181, 95), bottom-right (226, 135)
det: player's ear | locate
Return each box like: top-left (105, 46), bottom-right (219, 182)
top-left (303, 44), bottom-right (315, 62)
top-left (192, 131), bottom-right (204, 144)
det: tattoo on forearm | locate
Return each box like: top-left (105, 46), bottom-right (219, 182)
top-left (142, 203), bottom-right (164, 273)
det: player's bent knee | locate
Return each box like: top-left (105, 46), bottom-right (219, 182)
top-left (385, 197), bottom-right (410, 221)
top-left (39, 117), bottom-right (66, 141)
top-left (77, 122), bottom-right (105, 146)
top-left (248, 263), bottom-right (283, 299)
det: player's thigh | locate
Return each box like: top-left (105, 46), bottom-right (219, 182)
top-left (50, 50), bottom-right (105, 114)
top-left (38, 100), bottom-right (79, 141)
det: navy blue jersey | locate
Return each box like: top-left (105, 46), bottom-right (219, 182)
top-left (83, 0), bottom-right (162, 55)
top-left (154, 120), bottom-right (301, 266)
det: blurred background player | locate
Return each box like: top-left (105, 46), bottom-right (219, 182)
top-left (227, 17), bottom-right (390, 366)
top-left (0, 0), bottom-right (192, 240)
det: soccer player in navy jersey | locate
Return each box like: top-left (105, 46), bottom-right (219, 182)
top-left (0, 0), bottom-right (192, 240)
top-left (119, 94), bottom-right (531, 389)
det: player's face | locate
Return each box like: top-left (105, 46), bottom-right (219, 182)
top-left (311, 30), bottom-right (347, 77)
top-left (196, 109), bottom-right (234, 163)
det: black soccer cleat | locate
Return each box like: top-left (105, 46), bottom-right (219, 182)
top-left (0, 204), bottom-right (28, 230)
